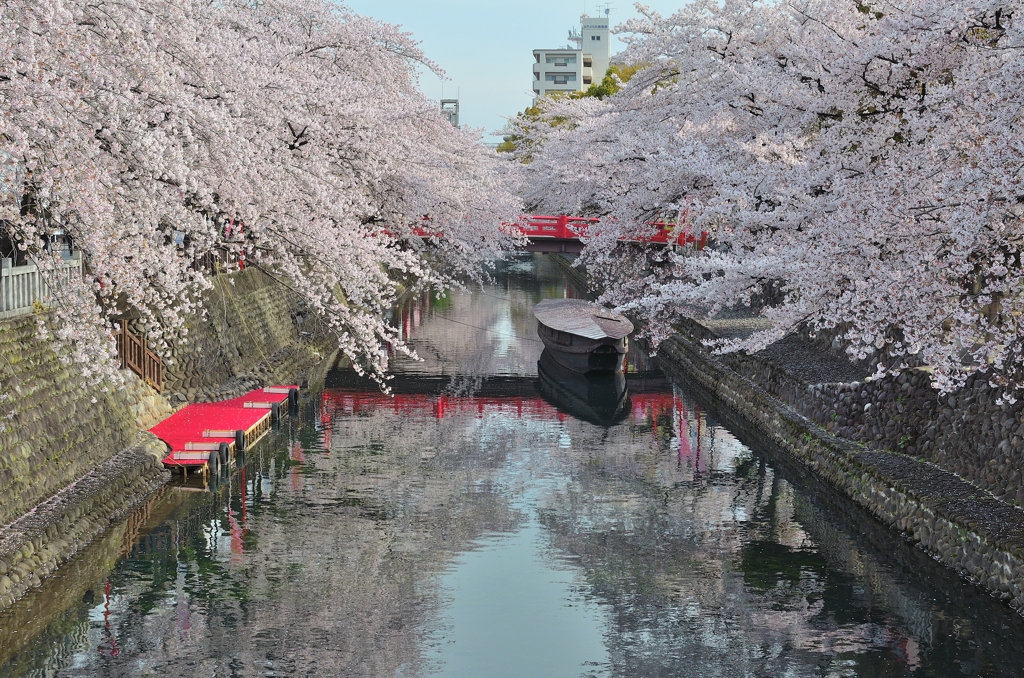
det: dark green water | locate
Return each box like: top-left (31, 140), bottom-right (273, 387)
top-left (3, 254), bottom-right (1024, 677)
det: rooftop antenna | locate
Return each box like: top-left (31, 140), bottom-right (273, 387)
top-left (568, 25), bottom-right (582, 48)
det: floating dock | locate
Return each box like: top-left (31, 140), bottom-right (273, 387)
top-left (150, 386), bottom-right (298, 474)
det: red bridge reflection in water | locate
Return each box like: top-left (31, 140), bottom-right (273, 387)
top-left (320, 385), bottom-right (710, 473)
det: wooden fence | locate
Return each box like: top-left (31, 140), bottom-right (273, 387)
top-left (0, 253), bottom-right (83, 318)
top-left (115, 320), bottom-right (163, 393)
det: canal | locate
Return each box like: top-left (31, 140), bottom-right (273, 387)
top-left (2, 254), bottom-right (1024, 676)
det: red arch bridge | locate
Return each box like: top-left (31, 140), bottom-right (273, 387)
top-left (408, 215), bottom-right (710, 254)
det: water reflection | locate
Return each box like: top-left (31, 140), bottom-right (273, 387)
top-left (537, 349), bottom-right (629, 426)
top-left (3, 255), bottom-right (1024, 677)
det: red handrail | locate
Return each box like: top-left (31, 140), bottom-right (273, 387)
top-left (515, 215), bottom-right (708, 248)
top-left (391, 215), bottom-right (709, 249)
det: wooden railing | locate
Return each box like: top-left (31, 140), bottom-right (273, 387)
top-left (115, 319), bottom-right (163, 393)
top-left (0, 252), bottom-right (84, 318)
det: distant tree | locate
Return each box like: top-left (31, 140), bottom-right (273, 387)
top-left (498, 63), bottom-right (644, 159)
top-left (580, 63), bottom-right (646, 99)
top-left (497, 104), bottom-right (545, 156)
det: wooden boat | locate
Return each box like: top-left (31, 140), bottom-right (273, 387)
top-left (151, 386), bottom-right (299, 479)
top-left (533, 298), bottom-right (633, 374)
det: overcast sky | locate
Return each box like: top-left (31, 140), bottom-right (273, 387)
top-left (342, 0), bottom-right (687, 135)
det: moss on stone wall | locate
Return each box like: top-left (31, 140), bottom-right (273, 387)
top-left (0, 315), bottom-right (146, 527)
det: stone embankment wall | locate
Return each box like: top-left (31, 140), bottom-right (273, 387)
top-left (0, 437), bottom-right (167, 610)
top-left (548, 253), bottom-right (590, 291)
top-left (717, 330), bottom-right (1024, 507)
top-left (0, 487), bottom-right (150, 669)
top-left (0, 267), bottom-right (338, 612)
top-left (810, 373), bottom-right (1024, 506)
top-left (0, 315), bottom-right (166, 528)
top-left (0, 312), bottom-right (171, 611)
top-left (161, 267), bottom-right (333, 403)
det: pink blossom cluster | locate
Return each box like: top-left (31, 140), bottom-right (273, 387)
top-left (1, 0), bottom-right (521, 388)
top-left (517, 0), bottom-right (1024, 396)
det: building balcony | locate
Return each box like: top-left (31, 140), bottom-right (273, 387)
top-left (539, 63), bottom-right (579, 73)
top-left (546, 84), bottom-right (580, 92)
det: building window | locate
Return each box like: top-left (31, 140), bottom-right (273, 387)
top-left (545, 73), bottom-right (577, 85)
top-left (591, 35), bottom-right (601, 40)
top-left (545, 55), bottom-right (577, 65)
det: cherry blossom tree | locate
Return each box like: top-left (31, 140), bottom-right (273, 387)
top-left (519, 0), bottom-right (1024, 395)
top-left (0, 0), bottom-right (520, 387)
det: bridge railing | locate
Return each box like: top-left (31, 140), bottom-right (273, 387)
top-left (398, 214), bottom-right (709, 249)
top-left (643, 223), bottom-right (710, 248)
top-left (515, 215), bottom-right (708, 249)
top-left (518, 215), bottom-right (600, 240)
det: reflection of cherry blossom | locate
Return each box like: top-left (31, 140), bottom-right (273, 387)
top-left (519, 0), bottom-right (1024, 395)
top-left (228, 507), bottom-right (245, 564)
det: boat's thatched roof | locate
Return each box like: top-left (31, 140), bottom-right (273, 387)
top-left (533, 298), bottom-right (633, 340)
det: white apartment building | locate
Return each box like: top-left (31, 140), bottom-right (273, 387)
top-left (532, 15), bottom-right (609, 99)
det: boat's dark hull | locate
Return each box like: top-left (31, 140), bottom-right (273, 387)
top-left (542, 344), bottom-right (624, 374)
top-left (537, 321), bottom-right (626, 373)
